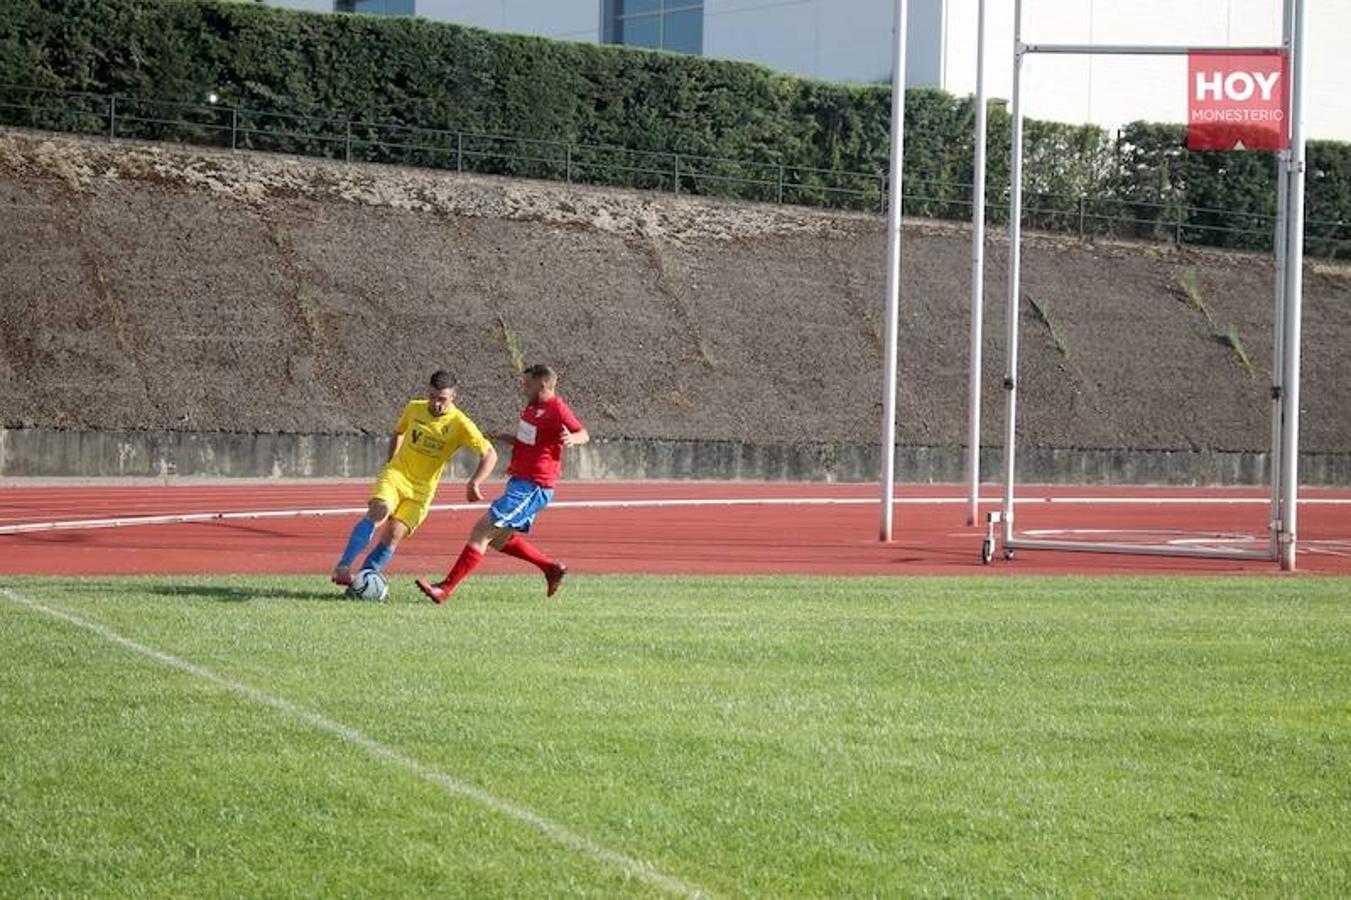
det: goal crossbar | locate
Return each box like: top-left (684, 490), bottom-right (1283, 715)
top-left (1022, 43), bottom-right (1282, 56)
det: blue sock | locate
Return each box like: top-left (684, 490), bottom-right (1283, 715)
top-left (338, 518), bottom-right (376, 568)
top-left (361, 542), bottom-right (394, 573)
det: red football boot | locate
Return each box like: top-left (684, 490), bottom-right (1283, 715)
top-left (545, 564), bottom-right (567, 597)
top-left (415, 578), bottom-right (451, 605)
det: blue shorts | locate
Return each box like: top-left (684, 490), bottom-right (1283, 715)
top-left (489, 477), bottom-right (554, 533)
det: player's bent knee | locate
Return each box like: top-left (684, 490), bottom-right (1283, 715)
top-left (468, 513), bottom-right (497, 543)
top-left (385, 520), bottom-right (410, 547)
top-left (367, 500), bottom-right (392, 522)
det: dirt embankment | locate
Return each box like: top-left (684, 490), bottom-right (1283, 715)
top-left (1, 128), bottom-right (1348, 453)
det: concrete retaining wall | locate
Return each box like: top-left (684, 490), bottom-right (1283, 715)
top-left (2, 428), bottom-right (1349, 485)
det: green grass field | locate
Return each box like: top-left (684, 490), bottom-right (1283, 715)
top-left (2, 574), bottom-right (1349, 897)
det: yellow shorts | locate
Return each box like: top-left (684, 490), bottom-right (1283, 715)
top-left (370, 465), bottom-right (434, 534)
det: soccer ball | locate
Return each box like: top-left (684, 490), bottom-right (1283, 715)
top-left (347, 569), bottom-right (389, 602)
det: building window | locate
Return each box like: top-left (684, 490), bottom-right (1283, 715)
top-left (335, 0), bottom-right (414, 16)
top-left (606, 1), bottom-right (703, 55)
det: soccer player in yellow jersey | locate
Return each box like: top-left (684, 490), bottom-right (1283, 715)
top-left (331, 370), bottom-right (496, 587)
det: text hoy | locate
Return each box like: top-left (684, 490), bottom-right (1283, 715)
top-left (1193, 70), bottom-right (1282, 102)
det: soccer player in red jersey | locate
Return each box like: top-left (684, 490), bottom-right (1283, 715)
top-left (416, 364), bottom-right (588, 603)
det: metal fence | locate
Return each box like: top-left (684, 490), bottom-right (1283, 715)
top-left (2, 84), bottom-right (1347, 258)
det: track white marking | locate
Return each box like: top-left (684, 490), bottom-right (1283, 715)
top-left (3, 493), bottom-right (1350, 536)
top-left (0, 587), bottom-right (707, 899)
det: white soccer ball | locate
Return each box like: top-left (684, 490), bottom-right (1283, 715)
top-left (347, 569), bottom-right (389, 602)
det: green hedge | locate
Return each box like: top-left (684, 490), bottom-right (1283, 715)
top-left (2, 0), bottom-right (1347, 255)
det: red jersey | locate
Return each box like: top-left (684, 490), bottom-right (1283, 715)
top-left (507, 396), bottom-right (584, 488)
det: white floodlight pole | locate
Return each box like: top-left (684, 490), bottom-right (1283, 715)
top-left (879, 0), bottom-right (908, 542)
top-left (1279, 0), bottom-right (1308, 571)
top-left (965, 0), bottom-right (989, 526)
top-left (999, 0), bottom-right (1025, 552)
top-left (1270, 0), bottom-right (1293, 560)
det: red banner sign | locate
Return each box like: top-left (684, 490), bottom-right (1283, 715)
top-left (1187, 51), bottom-right (1289, 151)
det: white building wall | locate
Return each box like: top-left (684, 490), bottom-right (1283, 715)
top-left (413, 0), bottom-right (600, 41)
top-left (271, 0), bottom-right (332, 12)
top-left (702, 0), bottom-right (895, 84)
top-left (941, 0), bottom-right (1348, 140)
top-left (701, 0), bottom-right (1349, 140)
top-left (268, 0), bottom-right (601, 41)
top-left (909, 0), bottom-right (944, 87)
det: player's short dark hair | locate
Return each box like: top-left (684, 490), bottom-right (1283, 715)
top-left (429, 370), bottom-right (457, 390)
top-left (522, 364), bottom-right (556, 382)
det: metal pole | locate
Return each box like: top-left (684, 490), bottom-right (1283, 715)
top-left (1279, 0), bottom-right (1308, 571)
top-left (1271, 154), bottom-right (1288, 559)
top-left (965, 0), bottom-right (988, 526)
top-left (457, 131), bottom-right (463, 172)
top-left (674, 154), bottom-right (681, 195)
top-left (108, 95), bottom-right (116, 141)
top-left (1270, 0), bottom-right (1293, 560)
top-left (1024, 42), bottom-right (1281, 56)
top-left (999, 0), bottom-right (1025, 553)
top-left (345, 120), bottom-right (352, 163)
top-left (777, 164), bottom-right (785, 204)
top-left (566, 144), bottom-right (573, 184)
top-left (230, 107), bottom-right (238, 151)
top-left (879, 0), bottom-right (908, 542)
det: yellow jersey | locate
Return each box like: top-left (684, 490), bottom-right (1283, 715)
top-left (387, 400), bottom-right (492, 494)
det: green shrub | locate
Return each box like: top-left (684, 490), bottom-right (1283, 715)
top-left (1, 0), bottom-right (1346, 256)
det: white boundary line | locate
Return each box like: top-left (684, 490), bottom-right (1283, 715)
top-left (2, 493), bottom-right (1350, 536)
top-left (0, 586), bottom-right (707, 899)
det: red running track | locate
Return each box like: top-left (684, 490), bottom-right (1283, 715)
top-left (1, 480), bottom-right (1350, 577)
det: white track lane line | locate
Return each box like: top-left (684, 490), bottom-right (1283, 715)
top-left (0, 587), bottom-right (707, 899)
top-left (3, 493), bottom-right (1350, 536)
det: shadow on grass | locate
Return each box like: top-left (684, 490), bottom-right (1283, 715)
top-left (143, 583), bottom-right (351, 604)
top-left (2, 579), bottom-right (350, 605)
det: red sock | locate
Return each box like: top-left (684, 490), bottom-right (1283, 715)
top-left (499, 534), bottom-right (553, 573)
top-left (442, 545), bottom-right (484, 592)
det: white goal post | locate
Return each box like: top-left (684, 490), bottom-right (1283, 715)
top-left (989, 0), bottom-right (1310, 571)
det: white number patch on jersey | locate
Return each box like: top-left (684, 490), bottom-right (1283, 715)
top-left (515, 419), bottom-right (538, 446)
